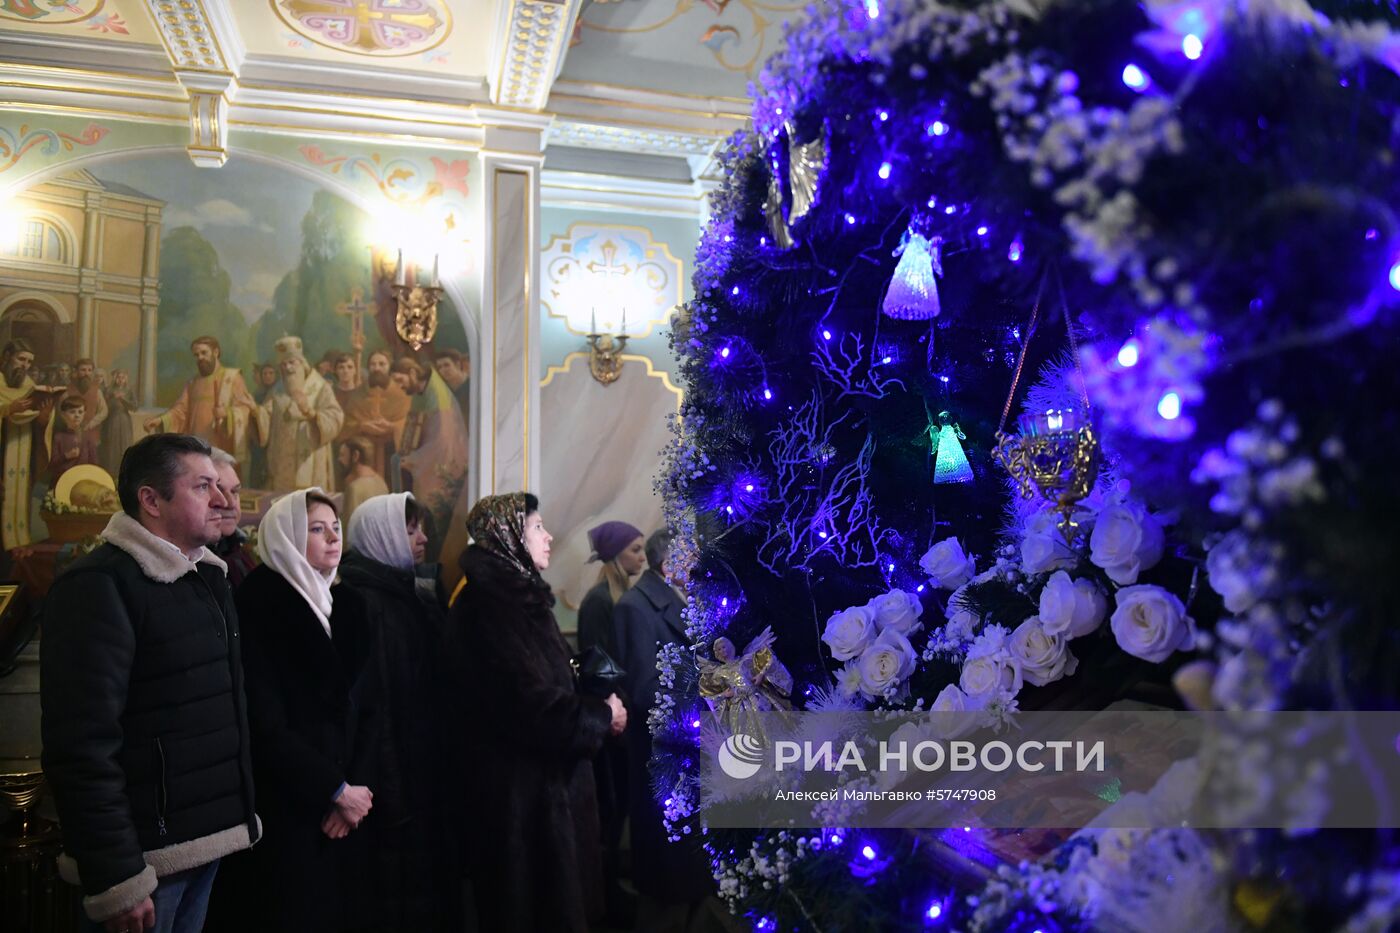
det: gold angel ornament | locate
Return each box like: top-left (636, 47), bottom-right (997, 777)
top-left (698, 625), bottom-right (794, 742)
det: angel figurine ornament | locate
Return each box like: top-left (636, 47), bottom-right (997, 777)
top-left (698, 625), bottom-right (794, 743)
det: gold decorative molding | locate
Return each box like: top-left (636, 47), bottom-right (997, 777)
top-left (143, 0), bottom-right (228, 71)
top-left (540, 351), bottom-right (684, 411)
top-left (186, 89), bottom-right (227, 166)
top-left (547, 119), bottom-right (719, 157)
top-left (491, 0), bottom-right (578, 111)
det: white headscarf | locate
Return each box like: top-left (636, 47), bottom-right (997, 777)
top-left (347, 492), bottom-right (416, 572)
top-left (258, 487), bottom-right (336, 637)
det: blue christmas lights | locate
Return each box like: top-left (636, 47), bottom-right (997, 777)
top-left (1122, 63), bottom-right (1150, 90)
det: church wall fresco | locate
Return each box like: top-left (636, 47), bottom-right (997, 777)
top-left (0, 122), bottom-right (482, 572)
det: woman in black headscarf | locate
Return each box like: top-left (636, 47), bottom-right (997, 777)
top-left (447, 492), bottom-right (627, 933)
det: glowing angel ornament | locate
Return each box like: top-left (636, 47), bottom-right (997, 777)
top-left (929, 410), bottom-right (974, 484)
top-left (882, 228), bottom-right (943, 320)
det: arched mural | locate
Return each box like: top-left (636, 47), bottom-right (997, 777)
top-left (0, 148), bottom-right (478, 570)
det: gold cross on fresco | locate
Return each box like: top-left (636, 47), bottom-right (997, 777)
top-left (586, 240), bottom-right (633, 284)
top-left (276, 0), bottom-right (445, 56)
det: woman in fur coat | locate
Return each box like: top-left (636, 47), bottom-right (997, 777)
top-left (447, 492), bottom-right (627, 933)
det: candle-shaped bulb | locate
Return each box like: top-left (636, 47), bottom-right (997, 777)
top-left (619, 308), bottom-right (627, 335)
top-left (591, 308), bottom-right (597, 335)
top-left (394, 249), bottom-right (406, 286)
top-left (431, 254), bottom-right (441, 288)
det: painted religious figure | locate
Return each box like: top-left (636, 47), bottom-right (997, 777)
top-left (64, 357), bottom-right (108, 453)
top-left (256, 335), bottom-right (344, 490)
top-left (337, 348), bottom-right (411, 477)
top-left (0, 340), bottom-right (42, 550)
top-left (389, 357), bottom-right (468, 518)
top-left (146, 336), bottom-right (258, 467)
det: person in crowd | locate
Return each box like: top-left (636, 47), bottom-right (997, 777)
top-left (576, 519), bottom-right (646, 927)
top-left (145, 337), bottom-right (257, 469)
top-left (65, 357), bottom-right (108, 452)
top-left (254, 336), bottom-right (344, 491)
top-left (231, 488), bottom-right (379, 931)
top-left (47, 395), bottom-right (97, 485)
top-left (615, 529), bottom-right (718, 932)
top-left (41, 433), bottom-right (258, 933)
top-left (101, 368), bottom-right (135, 477)
top-left (431, 349), bottom-right (471, 416)
top-left (338, 437), bottom-right (389, 523)
top-left (448, 492), bottom-right (626, 933)
top-left (340, 492), bottom-right (458, 931)
top-left (208, 448), bottom-right (257, 588)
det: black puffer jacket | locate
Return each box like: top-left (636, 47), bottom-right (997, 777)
top-left (41, 513), bottom-right (259, 923)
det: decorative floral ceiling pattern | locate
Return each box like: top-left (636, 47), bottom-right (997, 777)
top-left (272, 0), bottom-right (451, 57)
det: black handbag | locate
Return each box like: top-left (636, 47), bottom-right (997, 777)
top-left (570, 645), bottom-right (627, 698)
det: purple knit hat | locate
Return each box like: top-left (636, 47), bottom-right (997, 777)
top-left (587, 520), bottom-right (644, 563)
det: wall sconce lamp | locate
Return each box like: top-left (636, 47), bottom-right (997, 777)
top-left (586, 308), bottom-right (628, 385)
top-left (392, 249), bottom-right (442, 351)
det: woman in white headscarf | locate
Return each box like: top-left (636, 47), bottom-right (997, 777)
top-left (338, 492), bottom-right (459, 931)
top-left (225, 487), bottom-right (380, 932)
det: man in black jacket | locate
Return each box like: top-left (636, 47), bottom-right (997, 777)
top-left (613, 530), bottom-right (718, 931)
top-left (41, 433), bottom-right (260, 932)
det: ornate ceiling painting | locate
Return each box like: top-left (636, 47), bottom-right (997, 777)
top-left (541, 222), bottom-right (683, 339)
top-left (0, 0), bottom-right (139, 36)
top-left (272, 0), bottom-right (451, 57)
top-left (573, 0), bottom-right (803, 76)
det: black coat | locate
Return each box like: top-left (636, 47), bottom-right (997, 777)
top-left (40, 514), bottom-right (259, 923)
top-left (614, 569), bottom-right (715, 903)
top-left (228, 564), bottom-right (381, 932)
top-left (447, 545), bottom-right (613, 933)
top-left (576, 579), bottom-right (619, 660)
top-left (336, 550), bottom-right (458, 931)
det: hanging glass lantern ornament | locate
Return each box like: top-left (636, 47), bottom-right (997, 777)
top-left (992, 273), bottom-right (1101, 533)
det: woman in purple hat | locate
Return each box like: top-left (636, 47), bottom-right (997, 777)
top-left (576, 518), bottom-right (645, 927)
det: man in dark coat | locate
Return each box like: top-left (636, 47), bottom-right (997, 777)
top-left (41, 433), bottom-right (260, 931)
top-left (614, 529), bottom-right (718, 931)
top-left (209, 448), bottom-right (258, 588)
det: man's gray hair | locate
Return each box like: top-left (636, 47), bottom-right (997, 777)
top-left (644, 528), bottom-right (672, 573)
top-left (209, 447), bottom-right (237, 468)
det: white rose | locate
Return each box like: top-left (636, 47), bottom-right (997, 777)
top-left (1038, 571), bottom-right (1108, 638)
top-left (1110, 585), bottom-right (1195, 663)
top-left (1205, 531), bottom-right (1275, 614)
top-left (959, 651), bottom-right (1023, 700)
top-left (856, 628), bottom-right (918, 699)
top-left (1008, 616), bottom-right (1079, 686)
top-left (928, 684), bottom-right (981, 738)
top-left (921, 538), bottom-right (976, 590)
top-left (1020, 510), bottom-right (1078, 575)
top-left (822, 605), bottom-right (876, 661)
top-left (931, 683), bottom-right (969, 712)
top-left (1089, 501), bottom-right (1165, 585)
top-left (866, 589), bottom-right (924, 637)
top-left (877, 721), bottom-right (933, 790)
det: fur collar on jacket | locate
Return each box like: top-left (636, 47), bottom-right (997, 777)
top-left (101, 512), bottom-right (228, 583)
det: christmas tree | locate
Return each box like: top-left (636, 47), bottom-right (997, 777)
top-left (653, 1), bottom-right (1400, 929)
